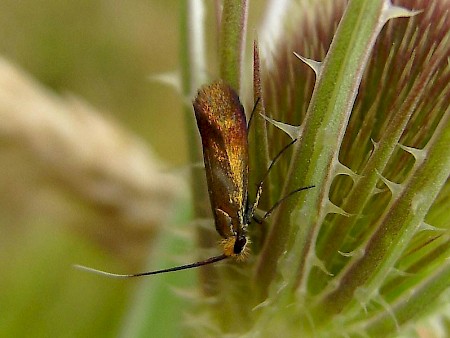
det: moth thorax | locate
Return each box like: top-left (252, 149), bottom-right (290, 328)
top-left (220, 235), bottom-right (250, 261)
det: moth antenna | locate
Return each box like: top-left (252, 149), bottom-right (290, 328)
top-left (259, 138), bottom-right (297, 184)
top-left (251, 138), bottom-right (298, 215)
top-left (247, 97), bottom-right (261, 130)
top-left (262, 185), bottom-right (315, 220)
top-left (74, 254), bottom-right (228, 278)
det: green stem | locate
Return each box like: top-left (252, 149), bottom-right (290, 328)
top-left (314, 108), bottom-right (450, 320)
top-left (254, 0), bottom-right (392, 298)
top-left (250, 40), bottom-right (271, 211)
top-left (362, 240), bottom-right (450, 336)
top-left (312, 31), bottom-right (448, 291)
top-left (219, 0), bottom-right (248, 91)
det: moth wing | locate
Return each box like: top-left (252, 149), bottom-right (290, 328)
top-left (193, 81), bottom-right (249, 238)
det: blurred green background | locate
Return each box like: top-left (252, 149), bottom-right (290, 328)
top-left (0, 0), bottom-right (184, 162)
top-left (0, 1), bottom-right (192, 337)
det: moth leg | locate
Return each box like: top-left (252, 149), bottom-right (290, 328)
top-left (216, 208), bottom-right (234, 235)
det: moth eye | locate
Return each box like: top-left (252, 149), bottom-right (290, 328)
top-left (233, 235), bottom-right (247, 254)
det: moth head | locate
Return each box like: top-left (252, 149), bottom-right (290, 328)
top-left (220, 235), bottom-right (250, 261)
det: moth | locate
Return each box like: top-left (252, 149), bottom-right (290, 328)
top-left (193, 80), bottom-right (252, 261)
top-left (75, 80), bottom-right (312, 277)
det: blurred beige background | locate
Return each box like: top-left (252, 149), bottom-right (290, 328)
top-left (0, 1), bottom-right (272, 336)
top-left (0, 1), bottom-right (183, 161)
top-left (0, 1), bottom-right (186, 336)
